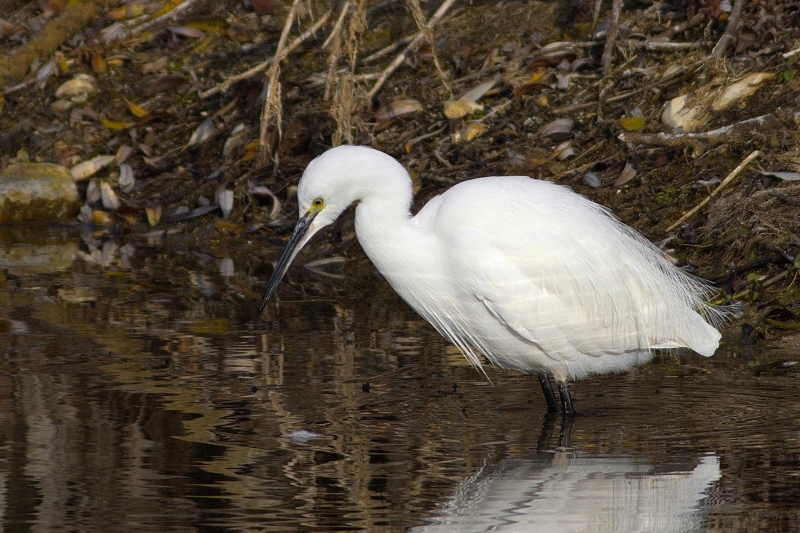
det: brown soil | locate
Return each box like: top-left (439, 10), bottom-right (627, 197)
top-left (2, 0), bottom-right (800, 345)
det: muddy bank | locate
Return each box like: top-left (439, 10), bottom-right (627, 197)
top-left (1, 0), bottom-right (799, 345)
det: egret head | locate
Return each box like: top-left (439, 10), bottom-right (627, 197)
top-left (257, 146), bottom-right (405, 315)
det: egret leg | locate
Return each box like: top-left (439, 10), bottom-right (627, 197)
top-left (537, 373), bottom-right (560, 412)
top-left (557, 380), bottom-right (575, 415)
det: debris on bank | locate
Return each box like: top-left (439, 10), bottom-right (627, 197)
top-left (1, 0), bottom-right (799, 343)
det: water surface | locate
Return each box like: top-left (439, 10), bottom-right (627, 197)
top-left (0, 227), bottom-right (799, 532)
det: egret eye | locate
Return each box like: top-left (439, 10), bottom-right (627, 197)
top-left (312, 198), bottom-right (324, 208)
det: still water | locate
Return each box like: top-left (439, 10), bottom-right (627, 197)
top-left (0, 226), bottom-right (799, 532)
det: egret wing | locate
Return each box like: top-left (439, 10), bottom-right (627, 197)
top-left (449, 227), bottom-right (610, 362)
top-left (431, 176), bottom-right (710, 360)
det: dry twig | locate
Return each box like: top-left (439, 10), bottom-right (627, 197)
top-left (367, 0), bottom-right (457, 100)
top-left (130, 0), bottom-right (202, 36)
top-left (633, 41), bottom-right (705, 51)
top-left (601, 0), bottom-right (623, 76)
top-left (330, 0), bottom-right (368, 145)
top-left (660, 12), bottom-right (706, 40)
top-left (322, 2), bottom-right (352, 50)
top-left (363, 35), bottom-right (415, 63)
top-left (323, 1), bottom-right (353, 101)
top-left (783, 45), bottom-right (800, 60)
top-left (592, 0), bottom-right (604, 35)
top-left (201, 10), bottom-right (331, 99)
top-left (711, 0), bottom-right (747, 57)
top-left (258, 0), bottom-right (304, 166)
top-left (619, 110), bottom-right (800, 156)
top-left (405, 0), bottom-right (451, 96)
top-left (665, 150), bottom-right (761, 232)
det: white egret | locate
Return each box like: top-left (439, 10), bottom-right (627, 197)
top-left (258, 145), bottom-right (725, 413)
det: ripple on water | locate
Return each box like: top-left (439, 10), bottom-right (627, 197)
top-left (1, 228), bottom-right (800, 532)
top-left (408, 452), bottom-right (722, 533)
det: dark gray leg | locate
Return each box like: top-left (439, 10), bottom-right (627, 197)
top-left (557, 380), bottom-right (575, 415)
top-left (537, 373), bottom-right (560, 412)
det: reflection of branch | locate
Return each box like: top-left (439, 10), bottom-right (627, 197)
top-left (201, 10), bottom-right (331, 99)
top-left (367, 0), bottom-right (457, 100)
top-left (619, 110), bottom-right (800, 156)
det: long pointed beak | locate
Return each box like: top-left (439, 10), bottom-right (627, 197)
top-left (257, 211), bottom-right (318, 316)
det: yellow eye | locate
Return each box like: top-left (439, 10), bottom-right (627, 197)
top-left (312, 198), bottom-right (324, 208)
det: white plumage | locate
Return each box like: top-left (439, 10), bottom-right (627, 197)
top-left (258, 145), bottom-right (725, 413)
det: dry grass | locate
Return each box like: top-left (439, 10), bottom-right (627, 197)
top-left (328, 0), bottom-right (369, 146)
top-left (706, 183), bottom-right (800, 248)
top-left (405, 0), bottom-right (451, 96)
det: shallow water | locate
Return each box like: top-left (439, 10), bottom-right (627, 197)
top-left (1, 227), bottom-right (800, 532)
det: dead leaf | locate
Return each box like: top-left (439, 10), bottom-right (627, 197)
top-left (459, 77), bottom-right (498, 102)
top-left (526, 51), bottom-right (576, 68)
top-left (453, 122), bottom-right (488, 142)
top-left (100, 181), bottom-right (121, 210)
top-left (529, 70), bottom-right (547, 83)
top-left (92, 209), bottom-right (112, 225)
top-left (613, 162), bottom-right (637, 187)
top-left (119, 164), bottom-right (135, 192)
top-left (186, 118), bottom-right (216, 148)
top-left (619, 116), bottom-right (646, 131)
top-left (108, 3), bottom-right (146, 19)
top-left (142, 57), bottom-right (168, 75)
top-left (57, 55), bottom-right (69, 73)
top-left (146, 74), bottom-right (190, 96)
top-left (375, 99), bottom-right (423, 121)
top-left (541, 118), bottom-right (574, 140)
top-left (146, 205), bottom-right (163, 226)
top-left (553, 140), bottom-right (575, 160)
top-left (514, 82), bottom-right (552, 108)
top-left (168, 26), bottom-right (206, 39)
top-left (91, 52), bottom-right (106, 73)
top-left (217, 187), bottom-right (234, 220)
top-left (152, 0), bottom-right (183, 19)
top-left (114, 145), bottom-right (136, 165)
top-left (71, 155), bottom-right (115, 180)
top-left (125, 99), bottom-right (150, 118)
top-left (583, 171), bottom-right (601, 188)
top-left (759, 171), bottom-right (800, 181)
top-left (36, 59), bottom-right (58, 84)
top-left (100, 117), bottom-right (136, 130)
top-left (711, 72), bottom-right (775, 111)
top-left (443, 99), bottom-right (483, 120)
top-left (55, 75), bottom-right (97, 100)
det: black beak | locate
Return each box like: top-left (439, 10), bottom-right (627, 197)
top-left (257, 211), bottom-right (317, 316)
